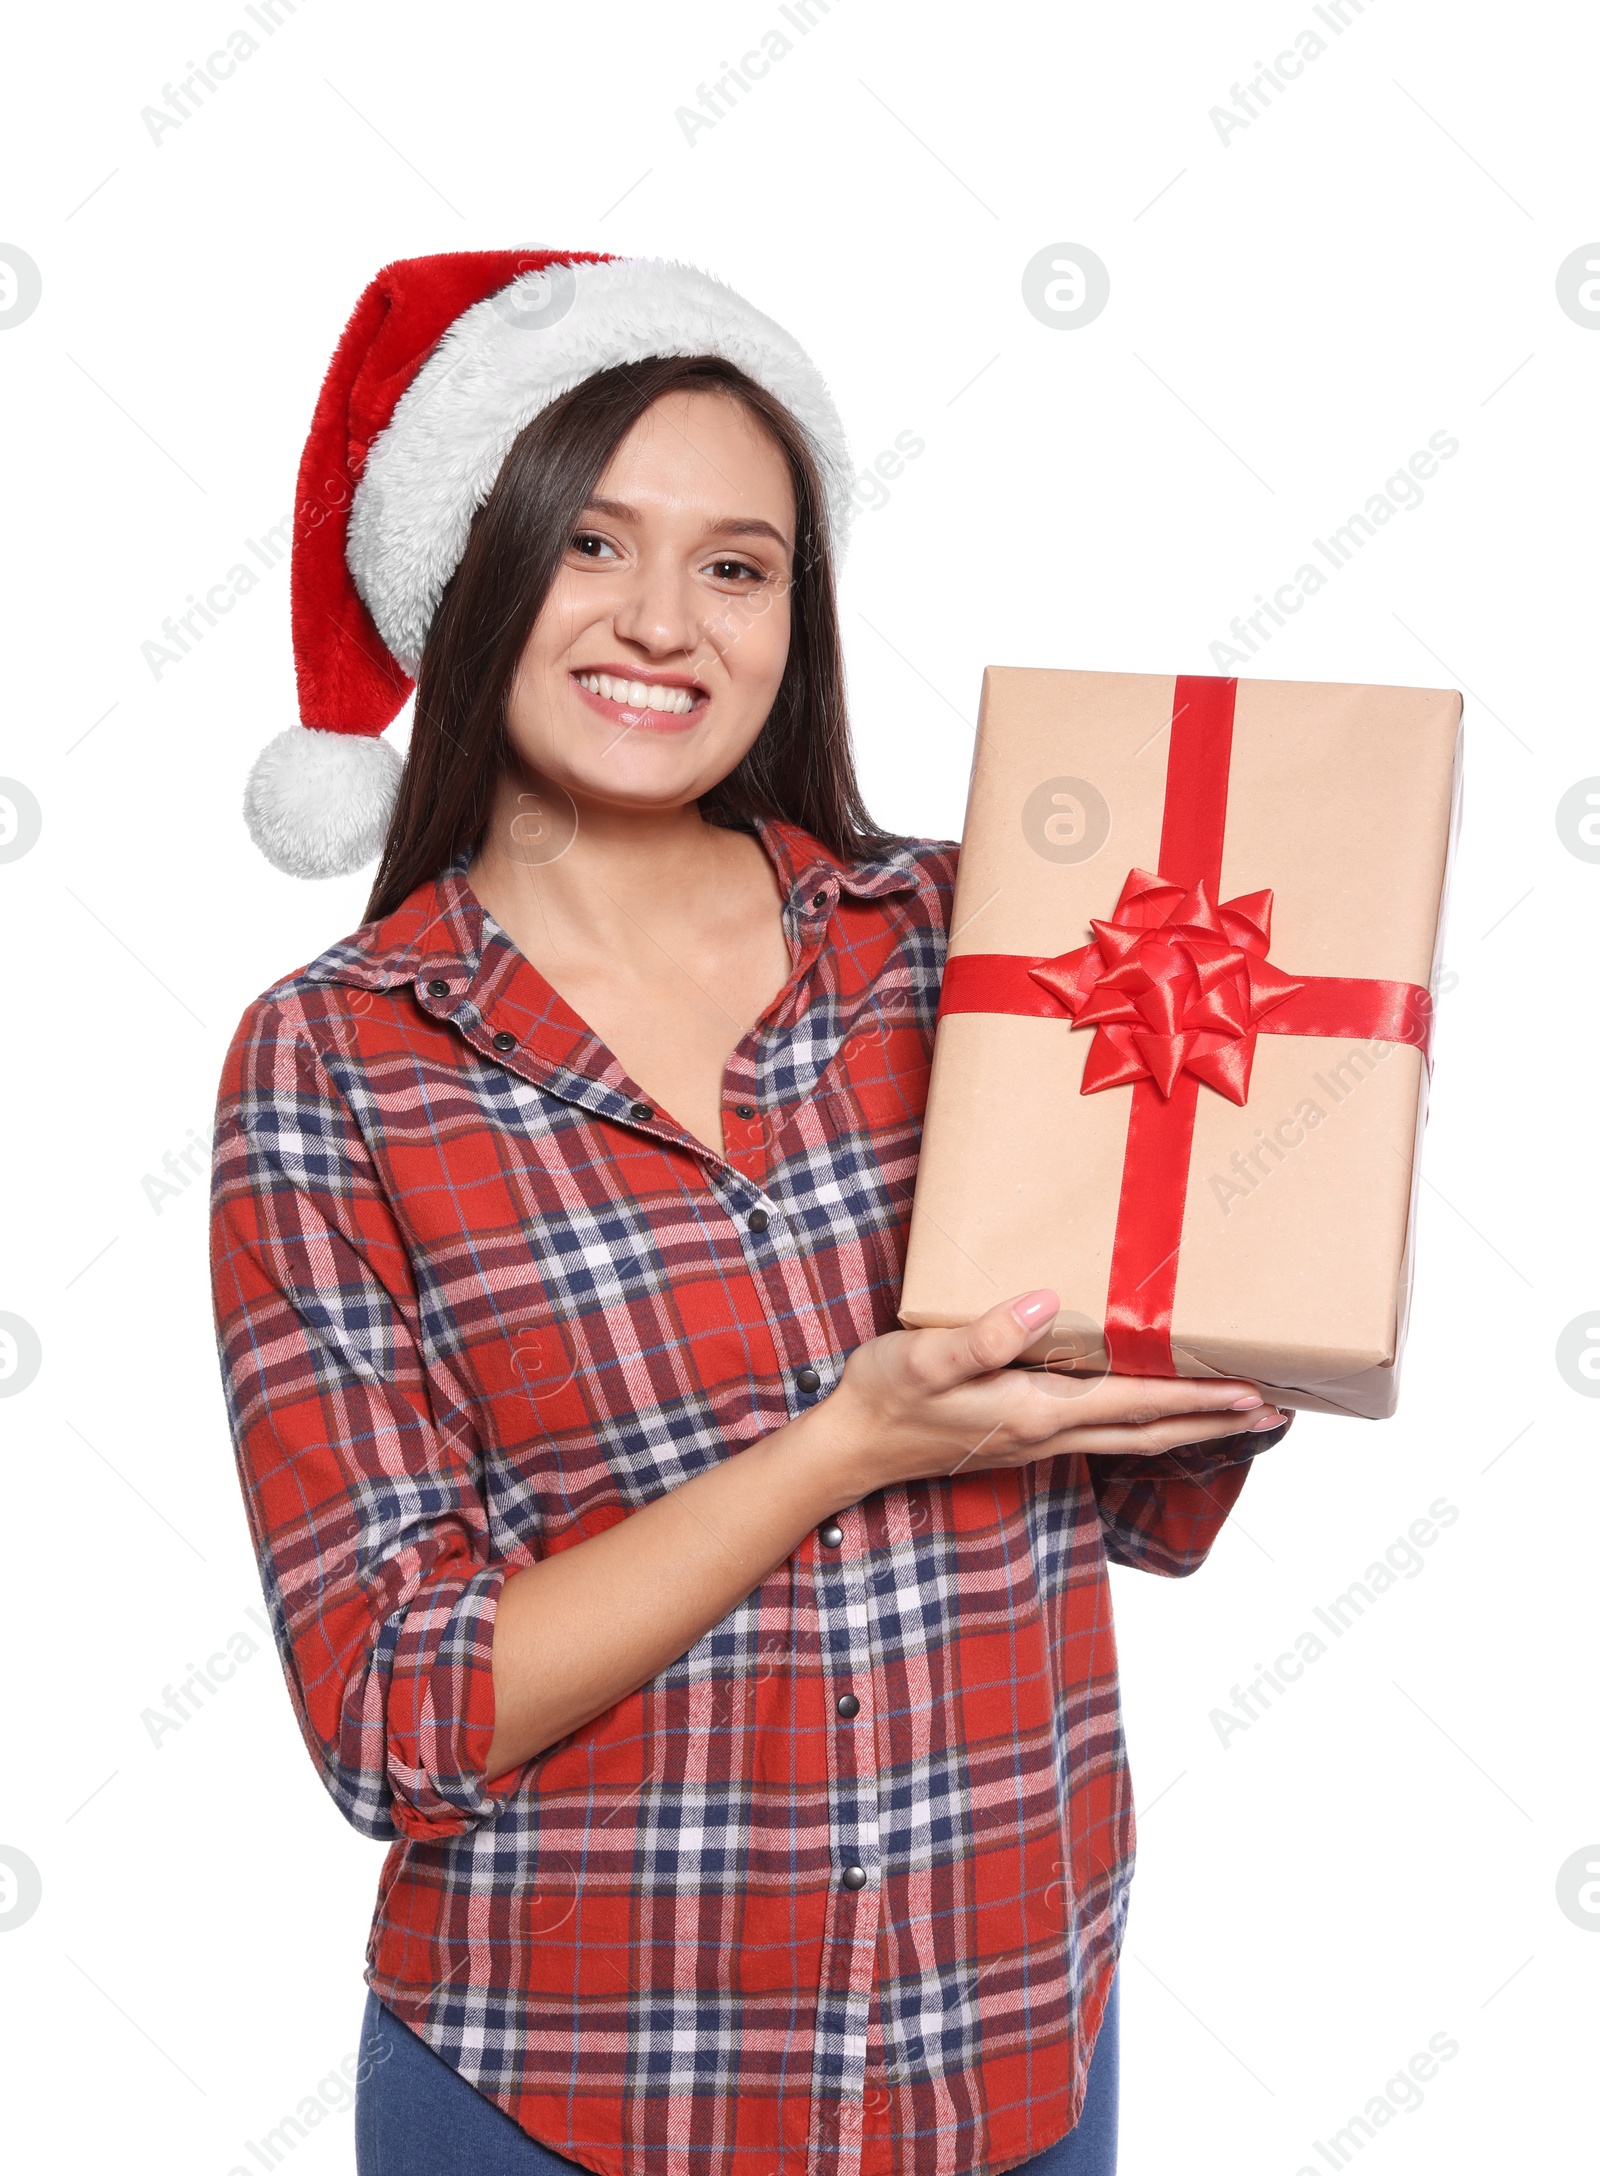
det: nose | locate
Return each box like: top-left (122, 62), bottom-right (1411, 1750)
top-left (610, 549), bottom-right (701, 662)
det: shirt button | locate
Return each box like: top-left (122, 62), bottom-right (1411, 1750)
top-left (426, 979), bottom-right (450, 998)
top-left (733, 1103), bottom-right (755, 1120)
top-left (841, 1864), bottom-right (868, 1891)
top-left (746, 1208), bottom-right (770, 1233)
top-left (795, 1365), bottom-right (822, 1395)
top-left (812, 890), bottom-right (827, 909)
top-left (491, 1031), bottom-right (517, 1053)
top-left (630, 1102), bottom-right (654, 1121)
top-left (836, 1693), bottom-right (860, 1719)
top-left (818, 1520), bottom-right (844, 1548)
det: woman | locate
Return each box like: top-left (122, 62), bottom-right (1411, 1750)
top-left (211, 251), bottom-right (1289, 2176)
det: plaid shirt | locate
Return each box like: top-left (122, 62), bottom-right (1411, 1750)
top-left (209, 817), bottom-right (1272, 2176)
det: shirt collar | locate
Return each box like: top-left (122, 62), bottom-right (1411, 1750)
top-left (754, 815), bottom-right (921, 912)
top-left (302, 856), bottom-right (489, 994)
top-left (306, 816), bottom-right (920, 995)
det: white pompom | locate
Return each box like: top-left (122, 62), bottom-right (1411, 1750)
top-left (243, 728), bottom-right (402, 879)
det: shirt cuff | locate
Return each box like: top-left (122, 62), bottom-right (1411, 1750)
top-left (383, 1563), bottom-right (531, 1841)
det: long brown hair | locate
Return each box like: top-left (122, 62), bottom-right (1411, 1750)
top-left (364, 353), bottom-right (892, 922)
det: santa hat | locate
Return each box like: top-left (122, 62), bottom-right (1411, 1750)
top-left (243, 249), bottom-right (854, 879)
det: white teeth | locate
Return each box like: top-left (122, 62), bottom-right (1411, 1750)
top-left (576, 672), bottom-right (696, 715)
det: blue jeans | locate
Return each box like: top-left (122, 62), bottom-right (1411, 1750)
top-left (354, 1968), bottom-right (1118, 2175)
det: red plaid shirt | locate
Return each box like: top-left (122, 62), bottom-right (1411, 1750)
top-left (209, 818), bottom-right (1271, 2176)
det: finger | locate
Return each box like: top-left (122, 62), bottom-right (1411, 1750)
top-left (1060, 1372), bottom-right (1269, 1428)
top-left (961, 1407), bottom-right (1286, 1469)
top-left (916, 1289), bottom-right (1061, 1392)
top-left (1071, 1409), bottom-right (1287, 1458)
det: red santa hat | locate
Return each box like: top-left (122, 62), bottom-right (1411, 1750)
top-left (244, 249), bottom-right (854, 878)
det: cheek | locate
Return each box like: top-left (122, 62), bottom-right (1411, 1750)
top-left (527, 571), bottom-right (607, 659)
top-left (504, 580), bottom-right (604, 720)
top-left (714, 591), bottom-right (792, 698)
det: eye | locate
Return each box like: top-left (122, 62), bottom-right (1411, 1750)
top-left (568, 531), bottom-right (619, 560)
top-left (704, 555), bottom-right (767, 583)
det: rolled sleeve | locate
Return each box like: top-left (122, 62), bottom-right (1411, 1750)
top-left (358, 1561), bottom-right (519, 1839)
top-left (209, 998), bottom-right (532, 1842)
top-left (1087, 1418), bottom-right (1290, 1577)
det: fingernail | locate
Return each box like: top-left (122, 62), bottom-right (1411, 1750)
top-left (1228, 1392), bottom-right (1264, 1410)
top-left (1009, 1290), bottom-right (1058, 1329)
top-left (1249, 1407), bottom-right (1285, 1430)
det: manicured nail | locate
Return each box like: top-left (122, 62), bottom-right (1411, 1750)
top-left (1249, 1407), bottom-right (1285, 1430)
top-left (1228, 1392), bottom-right (1264, 1410)
top-left (1009, 1290), bottom-right (1058, 1329)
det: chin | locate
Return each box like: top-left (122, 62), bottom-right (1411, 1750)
top-left (551, 754), bottom-right (733, 816)
top-left (539, 711), bottom-right (756, 804)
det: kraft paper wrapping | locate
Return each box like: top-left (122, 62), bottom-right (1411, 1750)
top-left (899, 668), bottom-right (1464, 1419)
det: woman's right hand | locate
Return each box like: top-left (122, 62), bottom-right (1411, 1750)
top-left (820, 1288), bottom-right (1285, 1497)
top-left (482, 1289), bottom-right (1284, 1774)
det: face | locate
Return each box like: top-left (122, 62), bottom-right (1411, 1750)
top-left (501, 387), bottom-right (796, 819)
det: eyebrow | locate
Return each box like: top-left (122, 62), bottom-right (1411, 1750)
top-left (581, 495), bottom-right (792, 553)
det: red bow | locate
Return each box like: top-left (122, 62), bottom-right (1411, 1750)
top-left (1028, 867), bottom-right (1304, 1105)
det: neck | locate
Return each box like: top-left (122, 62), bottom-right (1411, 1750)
top-left (466, 765), bottom-right (752, 960)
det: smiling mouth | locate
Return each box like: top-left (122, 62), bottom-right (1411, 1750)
top-left (571, 669), bottom-right (708, 726)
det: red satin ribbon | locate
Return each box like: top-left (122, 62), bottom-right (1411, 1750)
top-left (937, 675), bottom-right (1434, 1374)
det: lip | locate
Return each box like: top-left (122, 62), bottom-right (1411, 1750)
top-left (576, 662), bottom-right (708, 693)
top-left (569, 666), bottom-right (710, 734)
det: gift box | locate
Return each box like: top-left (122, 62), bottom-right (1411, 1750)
top-left (900, 669), bottom-right (1463, 1418)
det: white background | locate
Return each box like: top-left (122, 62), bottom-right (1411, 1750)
top-left (2, 2), bottom-right (1596, 2170)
